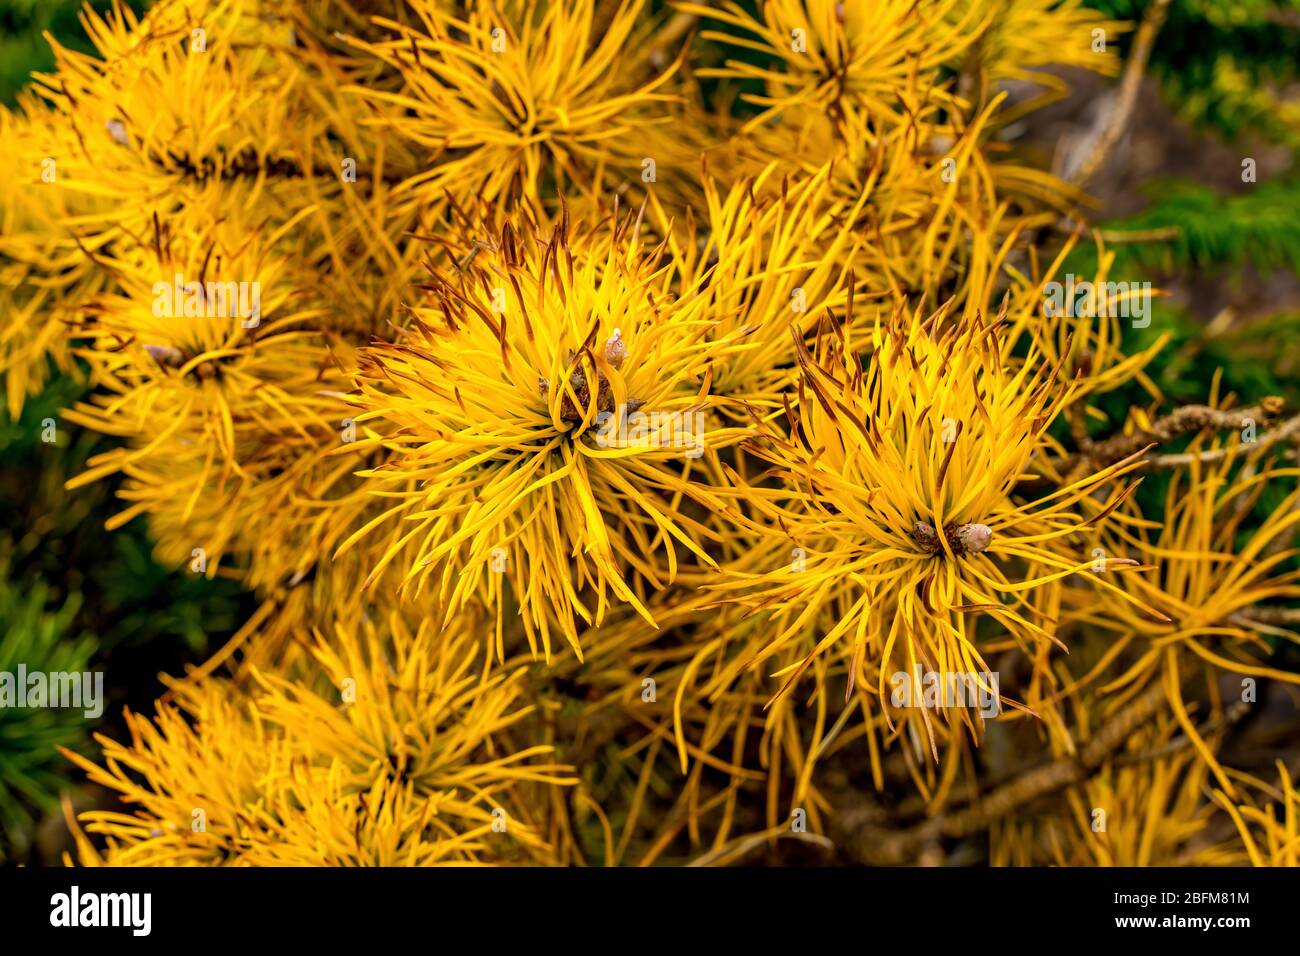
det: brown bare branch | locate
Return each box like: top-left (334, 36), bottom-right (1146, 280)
top-left (833, 681), bottom-right (1167, 865)
top-left (1148, 412), bottom-right (1300, 469)
top-left (1068, 0), bottom-right (1175, 189)
top-left (1081, 398), bottom-right (1286, 467)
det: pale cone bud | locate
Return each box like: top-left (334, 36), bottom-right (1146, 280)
top-left (956, 523), bottom-right (993, 554)
top-left (604, 328), bottom-right (627, 369)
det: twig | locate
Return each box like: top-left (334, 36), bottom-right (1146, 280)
top-left (647, 12), bottom-right (697, 69)
top-left (1052, 220), bottom-right (1182, 244)
top-left (686, 827), bottom-right (835, 867)
top-left (1230, 606), bottom-right (1300, 626)
top-left (1148, 413), bottom-right (1300, 468)
top-left (1113, 699), bottom-right (1251, 767)
top-left (1068, 0), bottom-right (1175, 189)
top-left (1080, 398), bottom-right (1285, 468)
top-left (166, 147), bottom-right (409, 185)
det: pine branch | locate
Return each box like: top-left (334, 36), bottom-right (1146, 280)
top-left (1231, 605), bottom-right (1300, 626)
top-left (164, 147), bottom-right (409, 186)
top-left (1079, 397), bottom-right (1286, 467)
top-left (833, 681), bottom-right (1168, 865)
top-left (1149, 412), bottom-right (1300, 467)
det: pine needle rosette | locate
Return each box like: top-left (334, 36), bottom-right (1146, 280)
top-left (63, 611), bottom-right (573, 866)
top-left (350, 0), bottom-right (681, 212)
top-left (682, 0), bottom-right (986, 137)
top-left (704, 88), bottom-right (1075, 305)
top-left (681, 1), bottom-right (1115, 305)
top-left (684, 0), bottom-right (1124, 136)
top-left (337, 207), bottom-right (750, 661)
top-left (59, 218), bottom-right (351, 575)
top-left (1082, 453), bottom-right (1300, 692)
top-left (712, 302), bottom-right (1165, 747)
top-left (31, 0), bottom-right (317, 244)
top-left (66, 219), bottom-right (342, 460)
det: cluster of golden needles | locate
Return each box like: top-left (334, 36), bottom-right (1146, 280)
top-left (2, 0), bottom-right (1297, 866)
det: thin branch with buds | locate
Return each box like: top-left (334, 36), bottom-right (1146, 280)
top-left (1071, 398), bottom-right (1287, 476)
top-left (1148, 412), bottom-right (1300, 468)
top-left (1054, 394), bottom-right (1298, 490)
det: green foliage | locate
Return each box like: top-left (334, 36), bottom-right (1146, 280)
top-left (1072, 4), bottom-right (1300, 428)
top-left (1059, 255), bottom-right (1300, 420)
top-left (0, 370), bottom-right (253, 858)
top-left (1077, 179), bottom-right (1300, 278)
top-left (1077, 4), bottom-right (1300, 291)
top-left (1048, 240), bottom-right (1300, 564)
top-left (0, 571), bottom-right (96, 857)
top-left (1151, 309), bottom-right (1300, 407)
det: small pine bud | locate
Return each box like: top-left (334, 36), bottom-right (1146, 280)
top-left (604, 328), bottom-right (627, 369)
top-left (144, 343), bottom-right (185, 367)
top-left (910, 521), bottom-right (941, 551)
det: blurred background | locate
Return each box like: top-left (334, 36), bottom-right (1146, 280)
top-left (1, 0), bottom-right (1297, 865)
